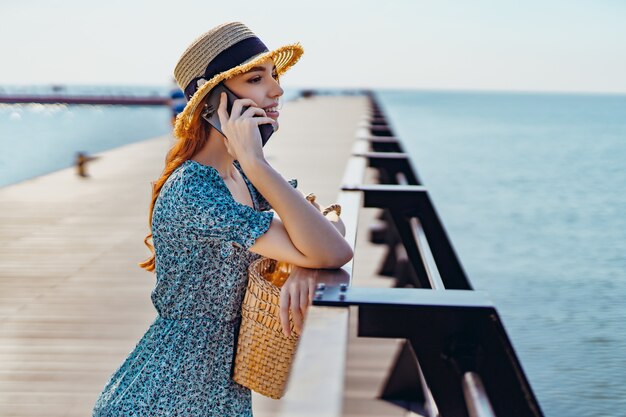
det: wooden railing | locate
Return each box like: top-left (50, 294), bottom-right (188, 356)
top-left (278, 91), bottom-right (545, 417)
top-left (274, 122), bottom-right (364, 417)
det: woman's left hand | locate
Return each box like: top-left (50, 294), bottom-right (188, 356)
top-left (279, 265), bottom-right (318, 337)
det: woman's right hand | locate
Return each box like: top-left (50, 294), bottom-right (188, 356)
top-left (216, 92), bottom-right (277, 163)
top-left (279, 265), bottom-right (318, 337)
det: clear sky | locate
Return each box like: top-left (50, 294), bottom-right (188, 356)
top-left (1, 0), bottom-right (625, 93)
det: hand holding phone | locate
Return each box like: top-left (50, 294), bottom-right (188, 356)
top-left (201, 82), bottom-right (276, 147)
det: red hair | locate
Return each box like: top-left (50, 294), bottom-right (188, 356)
top-left (138, 98), bottom-right (212, 272)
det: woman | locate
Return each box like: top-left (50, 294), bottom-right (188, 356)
top-left (92, 22), bottom-right (352, 416)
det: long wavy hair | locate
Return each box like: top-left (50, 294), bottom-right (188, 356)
top-left (138, 95), bottom-right (212, 272)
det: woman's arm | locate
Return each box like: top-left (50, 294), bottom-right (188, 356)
top-left (215, 93), bottom-right (351, 268)
top-left (280, 197), bottom-right (346, 237)
top-left (295, 189), bottom-right (346, 237)
top-left (239, 156), bottom-right (353, 268)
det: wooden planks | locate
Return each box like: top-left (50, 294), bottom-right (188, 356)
top-left (0, 95), bottom-right (414, 417)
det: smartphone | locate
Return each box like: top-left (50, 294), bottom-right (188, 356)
top-left (201, 82), bottom-right (275, 147)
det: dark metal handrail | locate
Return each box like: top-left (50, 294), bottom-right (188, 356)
top-left (279, 91), bottom-right (544, 417)
top-left (311, 92), bottom-right (544, 417)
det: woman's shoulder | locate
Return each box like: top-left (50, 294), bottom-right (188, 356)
top-left (159, 160), bottom-right (228, 206)
top-left (169, 160), bottom-right (222, 188)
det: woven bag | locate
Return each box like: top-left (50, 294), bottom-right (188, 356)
top-left (232, 257), bottom-right (300, 399)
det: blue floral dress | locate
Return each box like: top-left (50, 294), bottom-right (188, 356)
top-left (92, 159), bottom-right (297, 417)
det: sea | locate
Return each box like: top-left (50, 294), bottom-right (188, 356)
top-left (376, 89), bottom-right (626, 417)
top-left (1, 85), bottom-right (625, 416)
top-left (0, 84), bottom-right (302, 188)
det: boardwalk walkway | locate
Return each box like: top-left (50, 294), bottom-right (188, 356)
top-left (0, 95), bottom-right (407, 416)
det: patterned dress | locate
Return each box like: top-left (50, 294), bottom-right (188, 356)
top-left (92, 159), bottom-right (297, 416)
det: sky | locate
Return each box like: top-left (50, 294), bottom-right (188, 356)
top-left (1, 0), bottom-right (625, 94)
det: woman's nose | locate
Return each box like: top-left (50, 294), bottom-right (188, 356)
top-left (272, 79), bottom-right (284, 98)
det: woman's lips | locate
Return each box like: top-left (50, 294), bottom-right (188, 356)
top-left (266, 110), bottom-right (279, 119)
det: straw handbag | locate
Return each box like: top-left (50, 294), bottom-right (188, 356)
top-left (232, 257), bottom-right (300, 399)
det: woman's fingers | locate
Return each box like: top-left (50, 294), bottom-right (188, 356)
top-left (279, 287), bottom-right (291, 337)
top-left (279, 271), bottom-right (317, 337)
top-left (240, 105), bottom-right (267, 119)
top-left (240, 107), bottom-right (278, 130)
top-left (299, 282), bottom-right (310, 317)
top-left (254, 116), bottom-right (278, 130)
top-left (216, 92), bottom-right (229, 128)
top-left (230, 98), bottom-right (259, 120)
top-left (218, 94), bottom-right (276, 132)
top-left (308, 278), bottom-right (317, 303)
top-left (290, 286), bottom-right (303, 334)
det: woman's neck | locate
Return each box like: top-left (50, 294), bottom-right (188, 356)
top-left (191, 129), bottom-right (237, 181)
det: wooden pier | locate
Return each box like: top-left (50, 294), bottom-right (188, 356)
top-left (0, 95), bottom-right (407, 416)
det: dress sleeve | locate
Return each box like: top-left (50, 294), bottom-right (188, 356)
top-left (256, 178), bottom-right (298, 212)
top-left (180, 167), bottom-right (275, 250)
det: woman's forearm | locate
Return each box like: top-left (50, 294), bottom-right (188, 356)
top-left (240, 157), bottom-right (352, 266)
top-left (301, 190), bottom-right (346, 238)
top-left (281, 195), bottom-right (345, 237)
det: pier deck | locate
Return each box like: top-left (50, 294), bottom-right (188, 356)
top-left (0, 95), bottom-right (407, 416)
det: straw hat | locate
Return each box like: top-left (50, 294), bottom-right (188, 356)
top-left (173, 22), bottom-right (304, 137)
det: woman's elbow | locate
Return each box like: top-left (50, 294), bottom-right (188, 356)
top-left (339, 246), bottom-right (354, 266)
top-left (325, 243), bottom-right (354, 268)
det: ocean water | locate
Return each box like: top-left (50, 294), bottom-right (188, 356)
top-left (0, 85), bottom-right (301, 188)
top-left (375, 90), bottom-right (626, 417)
top-left (2, 86), bottom-right (624, 416)
top-left (0, 85), bottom-right (170, 188)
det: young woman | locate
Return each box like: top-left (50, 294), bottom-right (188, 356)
top-left (92, 22), bottom-right (352, 416)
